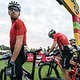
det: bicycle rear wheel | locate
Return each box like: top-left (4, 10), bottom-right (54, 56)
top-left (38, 62), bottom-right (62, 80)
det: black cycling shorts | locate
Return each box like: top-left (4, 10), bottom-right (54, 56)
top-left (61, 46), bottom-right (73, 69)
top-left (11, 45), bottom-right (26, 57)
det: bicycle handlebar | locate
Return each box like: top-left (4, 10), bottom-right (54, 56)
top-left (0, 48), bottom-right (42, 61)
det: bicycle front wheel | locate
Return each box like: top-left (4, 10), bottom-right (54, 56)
top-left (38, 62), bottom-right (61, 80)
top-left (0, 68), bottom-right (11, 80)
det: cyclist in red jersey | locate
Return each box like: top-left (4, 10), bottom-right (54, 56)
top-left (48, 29), bottom-right (73, 80)
top-left (8, 1), bottom-right (27, 80)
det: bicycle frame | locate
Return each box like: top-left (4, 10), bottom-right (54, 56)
top-left (22, 53), bottom-right (36, 80)
top-left (23, 49), bottom-right (42, 80)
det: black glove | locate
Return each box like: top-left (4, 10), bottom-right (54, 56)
top-left (7, 61), bottom-right (16, 77)
top-left (8, 61), bottom-right (15, 67)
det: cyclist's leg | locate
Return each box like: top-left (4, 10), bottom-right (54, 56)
top-left (11, 45), bottom-right (27, 80)
top-left (61, 49), bottom-right (73, 80)
top-left (15, 56), bottom-right (27, 80)
top-left (61, 58), bottom-right (68, 80)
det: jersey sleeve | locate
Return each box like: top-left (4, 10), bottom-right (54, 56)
top-left (15, 20), bottom-right (26, 36)
top-left (54, 34), bottom-right (58, 41)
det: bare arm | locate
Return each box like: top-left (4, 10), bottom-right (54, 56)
top-left (11, 35), bottom-right (23, 62)
top-left (48, 41), bottom-right (57, 54)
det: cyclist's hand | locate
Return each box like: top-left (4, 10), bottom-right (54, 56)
top-left (8, 61), bottom-right (16, 77)
top-left (8, 61), bottom-right (15, 67)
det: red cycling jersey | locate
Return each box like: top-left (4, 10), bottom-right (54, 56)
top-left (10, 18), bottom-right (27, 48)
top-left (53, 33), bottom-right (69, 50)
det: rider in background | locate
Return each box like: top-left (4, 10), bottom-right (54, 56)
top-left (69, 38), bottom-right (77, 49)
top-left (48, 29), bottom-right (73, 80)
top-left (8, 1), bottom-right (27, 80)
top-left (69, 38), bottom-right (80, 64)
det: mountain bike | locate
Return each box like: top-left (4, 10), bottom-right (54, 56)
top-left (38, 49), bottom-right (80, 80)
top-left (0, 48), bottom-right (42, 80)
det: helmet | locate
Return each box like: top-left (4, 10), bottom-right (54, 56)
top-left (8, 1), bottom-right (21, 11)
top-left (48, 29), bottom-right (56, 38)
top-left (69, 38), bottom-right (76, 43)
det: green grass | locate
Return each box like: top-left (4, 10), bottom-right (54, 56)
top-left (23, 62), bottom-right (39, 80)
top-left (0, 55), bottom-right (63, 80)
top-left (0, 56), bottom-right (40, 80)
top-left (38, 63), bottom-right (63, 79)
top-left (0, 55), bottom-right (8, 71)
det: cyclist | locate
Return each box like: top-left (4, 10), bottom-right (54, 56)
top-left (69, 38), bottom-right (77, 49)
top-left (69, 38), bottom-right (80, 64)
top-left (48, 29), bottom-right (73, 80)
top-left (69, 38), bottom-right (80, 50)
top-left (8, 1), bottom-right (27, 80)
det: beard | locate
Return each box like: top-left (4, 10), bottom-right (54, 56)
top-left (11, 13), bottom-right (20, 20)
top-left (11, 17), bottom-right (17, 20)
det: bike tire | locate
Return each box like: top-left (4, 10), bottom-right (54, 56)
top-left (0, 68), bottom-right (12, 80)
top-left (0, 69), bottom-right (4, 80)
top-left (0, 68), bottom-right (8, 80)
top-left (38, 62), bottom-right (62, 80)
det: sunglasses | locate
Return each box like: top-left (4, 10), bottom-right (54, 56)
top-left (9, 7), bottom-right (20, 12)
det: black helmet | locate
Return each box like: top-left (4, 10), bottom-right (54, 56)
top-left (8, 1), bottom-right (21, 12)
top-left (69, 38), bottom-right (76, 43)
top-left (48, 29), bottom-right (56, 38)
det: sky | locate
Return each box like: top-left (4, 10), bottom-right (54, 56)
top-left (0, 0), bottom-right (80, 49)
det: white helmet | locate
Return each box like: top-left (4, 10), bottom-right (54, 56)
top-left (8, 1), bottom-right (21, 11)
top-left (48, 29), bottom-right (56, 38)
